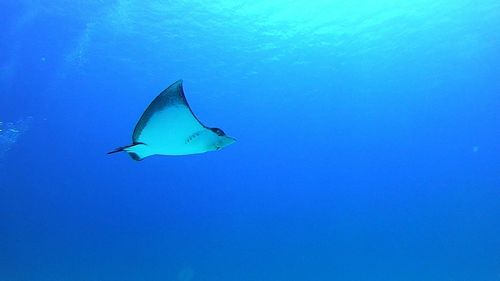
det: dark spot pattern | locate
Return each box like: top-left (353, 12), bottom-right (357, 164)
top-left (185, 131), bottom-right (201, 144)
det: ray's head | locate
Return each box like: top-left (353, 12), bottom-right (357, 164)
top-left (208, 127), bottom-right (236, 151)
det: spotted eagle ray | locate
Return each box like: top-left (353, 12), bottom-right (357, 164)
top-left (108, 80), bottom-right (235, 160)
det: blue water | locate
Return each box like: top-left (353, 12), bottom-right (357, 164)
top-left (1, 1), bottom-right (499, 280)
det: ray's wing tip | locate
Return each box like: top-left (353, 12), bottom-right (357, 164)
top-left (168, 79), bottom-right (184, 92)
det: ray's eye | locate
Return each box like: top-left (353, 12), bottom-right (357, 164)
top-left (210, 128), bottom-right (225, 136)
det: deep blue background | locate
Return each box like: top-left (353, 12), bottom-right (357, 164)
top-left (1, 1), bottom-right (499, 281)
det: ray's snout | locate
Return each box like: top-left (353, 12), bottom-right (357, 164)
top-left (216, 135), bottom-right (236, 150)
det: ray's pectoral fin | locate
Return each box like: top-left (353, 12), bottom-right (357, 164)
top-left (107, 142), bottom-right (147, 161)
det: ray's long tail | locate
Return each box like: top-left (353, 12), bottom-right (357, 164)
top-left (107, 142), bottom-right (146, 161)
top-left (107, 145), bottom-right (130, 155)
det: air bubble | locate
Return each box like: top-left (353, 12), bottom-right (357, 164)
top-left (0, 116), bottom-right (33, 158)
